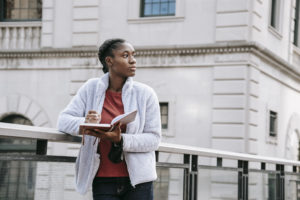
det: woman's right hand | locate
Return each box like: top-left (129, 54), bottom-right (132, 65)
top-left (85, 122), bottom-right (122, 143)
top-left (85, 110), bottom-right (101, 123)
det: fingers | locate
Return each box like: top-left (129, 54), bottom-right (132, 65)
top-left (84, 122), bottom-right (122, 143)
top-left (86, 114), bottom-right (100, 119)
top-left (94, 128), bottom-right (106, 134)
top-left (85, 128), bottom-right (105, 137)
top-left (85, 110), bottom-right (101, 123)
top-left (84, 129), bottom-right (97, 137)
top-left (115, 122), bottom-right (122, 128)
top-left (88, 110), bottom-right (97, 114)
top-left (111, 122), bottom-right (122, 132)
top-left (85, 115), bottom-right (100, 123)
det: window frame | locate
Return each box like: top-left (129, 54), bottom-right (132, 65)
top-left (0, 0), bottom-right (5, 21)
top-left (0, 0), bottom-right (42, 22)
top-left (270, 0), bottom-right (279, 29)
top-left (265, 107), bottom-right (278, 145)
top-left (140, 0), bottom-right (176, 18)
top-left (159, 102), bottom-right (169, 130)
top-left (294, 0), bottom-right (300, 46)
top-left (269, 110), bottom-right (278, 137)
top-left (157, 96), bottom-right (176, 137)
top-left (269, 0), bottom-right (281, 30)
top-left (127, 0), bottom-right (184, 24)
top-left (268, 0), bottom-right (283, 39)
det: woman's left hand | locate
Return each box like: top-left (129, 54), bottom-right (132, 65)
top-left (85, 122), bottom-right (122, 143)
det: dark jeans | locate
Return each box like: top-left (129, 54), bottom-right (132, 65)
top-left (92, 177), bottom-right (153, 200)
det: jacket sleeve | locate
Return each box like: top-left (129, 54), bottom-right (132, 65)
top-left (57, 82), bottom-right (88, 136)
top-left (122, 88), bottom-right (161, 152)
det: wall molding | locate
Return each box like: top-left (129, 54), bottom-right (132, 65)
top-left (1, 42), bottom-right (300, 79)
top-left (0, 21), bottom-right (42, 27)
top-left (0, 48), bottom-right (97, 58)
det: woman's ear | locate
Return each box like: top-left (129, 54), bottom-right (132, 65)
top-left (105, 56), bottom-right (113, 67)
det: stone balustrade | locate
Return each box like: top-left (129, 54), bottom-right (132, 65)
top-left (0, 22), bottom-right (41, 50)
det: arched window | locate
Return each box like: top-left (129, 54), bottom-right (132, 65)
top-left (0, 114), bottom-right (36, 200)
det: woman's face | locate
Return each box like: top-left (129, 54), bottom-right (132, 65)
top-left (108, 42), bottom-right (136, 78)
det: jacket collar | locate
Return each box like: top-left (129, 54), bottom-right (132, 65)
top-left (96, 72), bottom-right (133, 97)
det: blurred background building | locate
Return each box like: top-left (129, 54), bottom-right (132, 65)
top-left (1, 0), bottom-right (300, 199)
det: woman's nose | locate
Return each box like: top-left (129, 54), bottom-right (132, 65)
top-left (129, 56), bottom-right (136, 64)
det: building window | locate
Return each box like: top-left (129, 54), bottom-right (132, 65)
top-left (0, 0), bottom-right (42, 21)
top-left (270, 0), bottom-right (280, 29)
top-left (269, 111), bottom-right (277, 137)
top-left (160, 102), bottom-right (168, 129)
top-left (0, 114), bottom-right (36, 200)
top-left (141, 0), bottom-right (176, 17)
top-left (294, 0), bottom-right (300, 46)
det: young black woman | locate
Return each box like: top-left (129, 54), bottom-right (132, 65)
top-left (58, 38), bottom-right (161, 200)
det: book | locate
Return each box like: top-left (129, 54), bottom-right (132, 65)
top-left (79, 110), bottom-right (137, 136)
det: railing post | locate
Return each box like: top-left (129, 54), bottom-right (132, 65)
top-left (155, 151), bottom-right (159, 162)
top-left (217, 157), bottom-right (223, 167)
top-left (238, 160), bottom-right (248, 200)
top-left (276, 164), bottom-right (285, 200)
top-left (183, 154), bottom-right (198, 200)
top-left (190, 155), bottom-right (198, 200)
top-left (183, 154), bottom-right (189, 200)
top-left (36, 139), bottom-right (48, 155)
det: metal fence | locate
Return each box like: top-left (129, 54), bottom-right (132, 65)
top-left (1, 122), bottom-right (300, 200)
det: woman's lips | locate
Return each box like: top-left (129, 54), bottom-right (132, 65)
top-left (129, 66), bottom-right (136, 71)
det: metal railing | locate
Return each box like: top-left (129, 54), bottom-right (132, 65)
top-left (1, 122), bottom-right (300, 200)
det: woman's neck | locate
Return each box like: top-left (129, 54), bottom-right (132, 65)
top-left (108, 74), bottom-right (126, 92)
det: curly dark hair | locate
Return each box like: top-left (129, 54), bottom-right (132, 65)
top-left (98, 38), bottom-right (126, 73)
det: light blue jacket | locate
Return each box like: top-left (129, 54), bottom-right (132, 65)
top-left (57, 73), bottom-right (161, 195)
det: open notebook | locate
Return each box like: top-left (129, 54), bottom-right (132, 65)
top-left (79, 110), bottom-right (137, 135)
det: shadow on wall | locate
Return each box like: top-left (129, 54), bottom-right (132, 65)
top-left (284, 113), bottom-right (300, 160)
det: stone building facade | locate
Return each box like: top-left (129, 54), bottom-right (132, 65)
top-left (1, 0), bottom-right (300, 199)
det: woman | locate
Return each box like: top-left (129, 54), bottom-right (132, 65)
top-left (57, 38), bottom-right (161, 200)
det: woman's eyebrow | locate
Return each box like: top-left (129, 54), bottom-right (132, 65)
top-left (121, 50), bottom-right (135, 54)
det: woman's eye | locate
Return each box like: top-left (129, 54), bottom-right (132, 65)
top-left (123, 54), bottom-right (128, 58)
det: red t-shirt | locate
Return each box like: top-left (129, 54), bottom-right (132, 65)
top-left (96, 90), bottom-right (129, 177)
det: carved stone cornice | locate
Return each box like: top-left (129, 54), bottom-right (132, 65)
top-left (135, 42), bottom-right (300, 79)
top-left (135, 43), bottom-right (255, 56)
top-left (0, 43), bottom-right (255, 58)
top-left (0, 42), bottom-right (299, 79)
top-left (0, 48), bottom-right (98, 58)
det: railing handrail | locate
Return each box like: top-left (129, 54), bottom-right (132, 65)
top-left (0, 21), bottom-right (42, 28)
top-left (0, 122), bottom-right (81, 143)
top-left (1, 122), bottom-right (300, 167)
